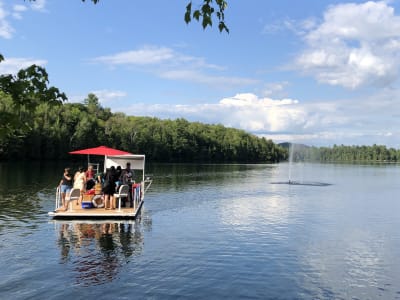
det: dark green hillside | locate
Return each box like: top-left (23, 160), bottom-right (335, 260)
top-left (0, 91), bottom-right (287, 162)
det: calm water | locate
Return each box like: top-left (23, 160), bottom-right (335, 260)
top-left (0, 161), bottom-right (400, 299)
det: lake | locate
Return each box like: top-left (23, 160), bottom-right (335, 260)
top-left (0, 161), bottom-right (400, 299)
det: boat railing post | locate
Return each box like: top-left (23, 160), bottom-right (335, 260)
top-left (138, 184), bottom-right (140, 205)
top-left (55, 186), bottom-right (61, 210)
top-left (134, 185), bottom-right (137, 211)
top-left (138, 184), bottom-right (141, 206)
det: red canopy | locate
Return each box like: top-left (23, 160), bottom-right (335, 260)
top-left (69, 146), bottom-right (132, 156)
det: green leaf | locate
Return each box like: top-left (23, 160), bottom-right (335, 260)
top-left (201, 4), bottom-right (211, 15)
top-left (218, 21), bottom-right (229, 33)
top-left (193, 10), bottom-right (201, 21)
top-left (202, 16), bottom-right (212, 29)
top-left (184, 11), bottom-right (191, 23)
top-left (185, 2), bottom-right (192, 23)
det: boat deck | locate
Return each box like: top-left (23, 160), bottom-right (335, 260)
top-left (48, 200), bottom-right (143, 220)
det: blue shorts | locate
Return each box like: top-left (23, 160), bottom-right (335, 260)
top-left (60, 185), bottom-right (72, 193)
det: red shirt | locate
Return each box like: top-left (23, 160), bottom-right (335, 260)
top-left (86, 169), bottom-right (94, 180)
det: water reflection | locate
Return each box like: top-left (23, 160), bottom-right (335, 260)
top-left (55, 221), bottom-right (144, 286)
top-left (147, 163), bottom-right (274, 192)
top-left (219, 195), bottom-right (291, 231)
top-left (0, 161), bottom-right (77, 232)
top-left (299, 230), bottom-right (392, 299)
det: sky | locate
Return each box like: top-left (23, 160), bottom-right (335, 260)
top-left (2, 0), bottom-right (400, 148)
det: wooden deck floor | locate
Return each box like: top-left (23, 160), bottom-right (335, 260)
top-left (48, 200), bottom-right (143, 220)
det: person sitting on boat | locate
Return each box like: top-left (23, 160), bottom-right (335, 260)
top-left (121, 162), bottom-right (134, 207)
top-left (85, 165), bottom-right (95, 190)
top-left (102, 166), bottom-right (117, 209)
top-left (95, 169), bottom-right (103, 184)
top-left (73, 167), bottom-right (87, 205)
top-left (58, 167), bottom-right (73, 210)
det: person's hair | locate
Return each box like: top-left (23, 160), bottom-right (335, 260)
top-left (79, 166), bottom-right (85, 172)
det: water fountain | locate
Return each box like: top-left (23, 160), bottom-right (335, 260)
top-left (288, 141), bottom-right (294, 184)
top-left (271, 142), bottom-right (332, 187)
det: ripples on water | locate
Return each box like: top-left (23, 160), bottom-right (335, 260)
top-left (1, 162), bottom-right (400, 299)
top-left (57, 222), bottom-right (144, 287)
top-left (270, 180), bottom-right (332, 186)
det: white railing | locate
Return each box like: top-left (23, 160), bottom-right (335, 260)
top-left (55, 186), bottom-right (61, 210)
top-left (144, 176), bottom-right (153, 194)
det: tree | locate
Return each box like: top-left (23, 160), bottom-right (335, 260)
top-left (0, 63), bottom-right (67, 139)
top-left (27, 0), bottom-right (230, 33)
top-left (184, 0), bottom-right (229, 33)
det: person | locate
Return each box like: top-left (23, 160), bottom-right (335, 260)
top-left (93, 169), bottom-right (104, 196)
top-left (73, 167), bottom-right (87, 205)
top-left (115, 166), bottom-right (122, 191)
top-left (102, 166), bottom-right (117, 209)
top-left (121, 162), bottom-right (134, 207)
top-left (85, 165), bottom-right (95, 190)
top-left (58, 167), bottom-right (73, 210)
top-left (95, 170), bottom-right (103, 184)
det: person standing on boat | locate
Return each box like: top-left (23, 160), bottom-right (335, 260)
top-left (73, 167), bottom-right (87, 205)
top-left (121, 162), bottom-right (134, 207)
top-left (102, 166), bottom-right (117, 209)
top-left (115, 166), bottom-right (122, 191)
top-left (58, 167), bottom-right (73, 210)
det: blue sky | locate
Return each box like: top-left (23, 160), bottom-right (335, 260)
top-left (2, 0), bottom-right (400, 148)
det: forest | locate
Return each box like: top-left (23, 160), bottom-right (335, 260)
top-left (281, 143), bottom-right (400, 163)
top-left (0, 89), bottom-right (287, 162)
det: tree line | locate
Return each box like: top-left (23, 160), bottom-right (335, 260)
top-left (282, 143), bottom-right (400, 163)
top-left (0, 88), bottom-right (287, 162)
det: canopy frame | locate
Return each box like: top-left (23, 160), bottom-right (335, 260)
top-left (104, 154), bottom-right (146, 183)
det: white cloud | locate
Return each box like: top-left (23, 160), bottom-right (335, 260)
top-left (30, 0), bottom-right (46, 11)
top-left (262, 81), bottom-right (289, 97)
top-left (0, 57), bottom-right (47, 74)
top-left (0, 0), bottom-right (46, 38)
top-left (158, 70), bottom-right (258, 87)
top-left (12, 4), bottom-right (27, 19)
top-left (93, 45), bottom-right (257, 88)
top-left (294, 1), bottom-right (400, 89)
top-left (92, 45), bottom-right (222, 70)
top-left (112, 89), bottom-right (400, 147)
top-left (93, 46), bottom-right (175, 65)
top-left (90, 89), bottom-right (127, 104)
top-left (0, 2), bottom-right (13, 38)
top-left (120, 93), bottom-right (307, 133)
top-left (67, 90), bottom-right (127, 106)
top-left (263, 17), bottom-right (318, 36)
top-left (13, 5), bottom-right (27, 12)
